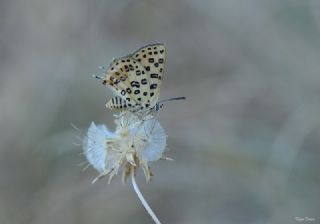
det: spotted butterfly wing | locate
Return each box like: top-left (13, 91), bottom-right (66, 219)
top-left (102, 56), bottom-right (151, 111)
top-left (102, 43), bottom-right (166, 113)
top-left (131, 43), bottom-right (166, 107)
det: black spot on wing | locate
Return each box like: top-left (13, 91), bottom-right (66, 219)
top-left (150, 73), bottom-right (158, 79)
top-left (134, 90), bottom-right (140, 95)
top-left (150, 84), bottom-right (158, 90)
top-left (130, 81), bottom-right (140, 88)
top-left (141, 78), bottom-right (148, 85)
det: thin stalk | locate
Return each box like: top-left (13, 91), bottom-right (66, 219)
top-left (131, 168), bottom-right (162, 224)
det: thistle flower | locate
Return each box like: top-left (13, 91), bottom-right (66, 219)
top-left (83, 112), bottom-right (168, 184)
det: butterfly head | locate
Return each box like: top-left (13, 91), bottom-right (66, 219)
top-left (154, 97), bottom-right (186, 112)
top-left (154, 103), bottom-right (164, 112)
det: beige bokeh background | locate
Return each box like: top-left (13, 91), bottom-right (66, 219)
top-left (1, 1), bottom-right (319, 223)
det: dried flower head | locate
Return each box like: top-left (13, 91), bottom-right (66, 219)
top-left (83, 112), bottom-right (168, 184)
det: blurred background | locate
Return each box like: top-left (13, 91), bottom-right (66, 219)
top-left (1, 0), bottom-right (319, 223)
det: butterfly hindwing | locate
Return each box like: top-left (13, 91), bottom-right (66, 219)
top-left (131, 43), bottom-right (166, 107)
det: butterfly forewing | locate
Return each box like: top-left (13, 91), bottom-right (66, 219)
top-left (131, 43), bottom-right (166, 107)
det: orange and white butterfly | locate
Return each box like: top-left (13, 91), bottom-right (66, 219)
top-left (94, 43), bottom-right (185, 115)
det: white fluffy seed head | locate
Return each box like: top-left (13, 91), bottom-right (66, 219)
top-left (82, 112), bottom-right (167, 182)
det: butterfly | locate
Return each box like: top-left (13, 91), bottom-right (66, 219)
top-left (97, 43), bottom-right (166, 114)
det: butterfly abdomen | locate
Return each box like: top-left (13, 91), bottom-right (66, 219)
top-left (105, 96), bottom-right (128, 110)
top-left (105, 96), bottom-right (143, 111)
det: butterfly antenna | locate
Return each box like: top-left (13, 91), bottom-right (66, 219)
top-left (91, 74), bottom-right (104, 79)
top-left (158, 96), bottom-right (186, 104)
top-left (98, 65), bottom-right (107, 70)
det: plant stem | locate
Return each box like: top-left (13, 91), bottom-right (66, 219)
top-left (131, 168), bottom-right (162, 224)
